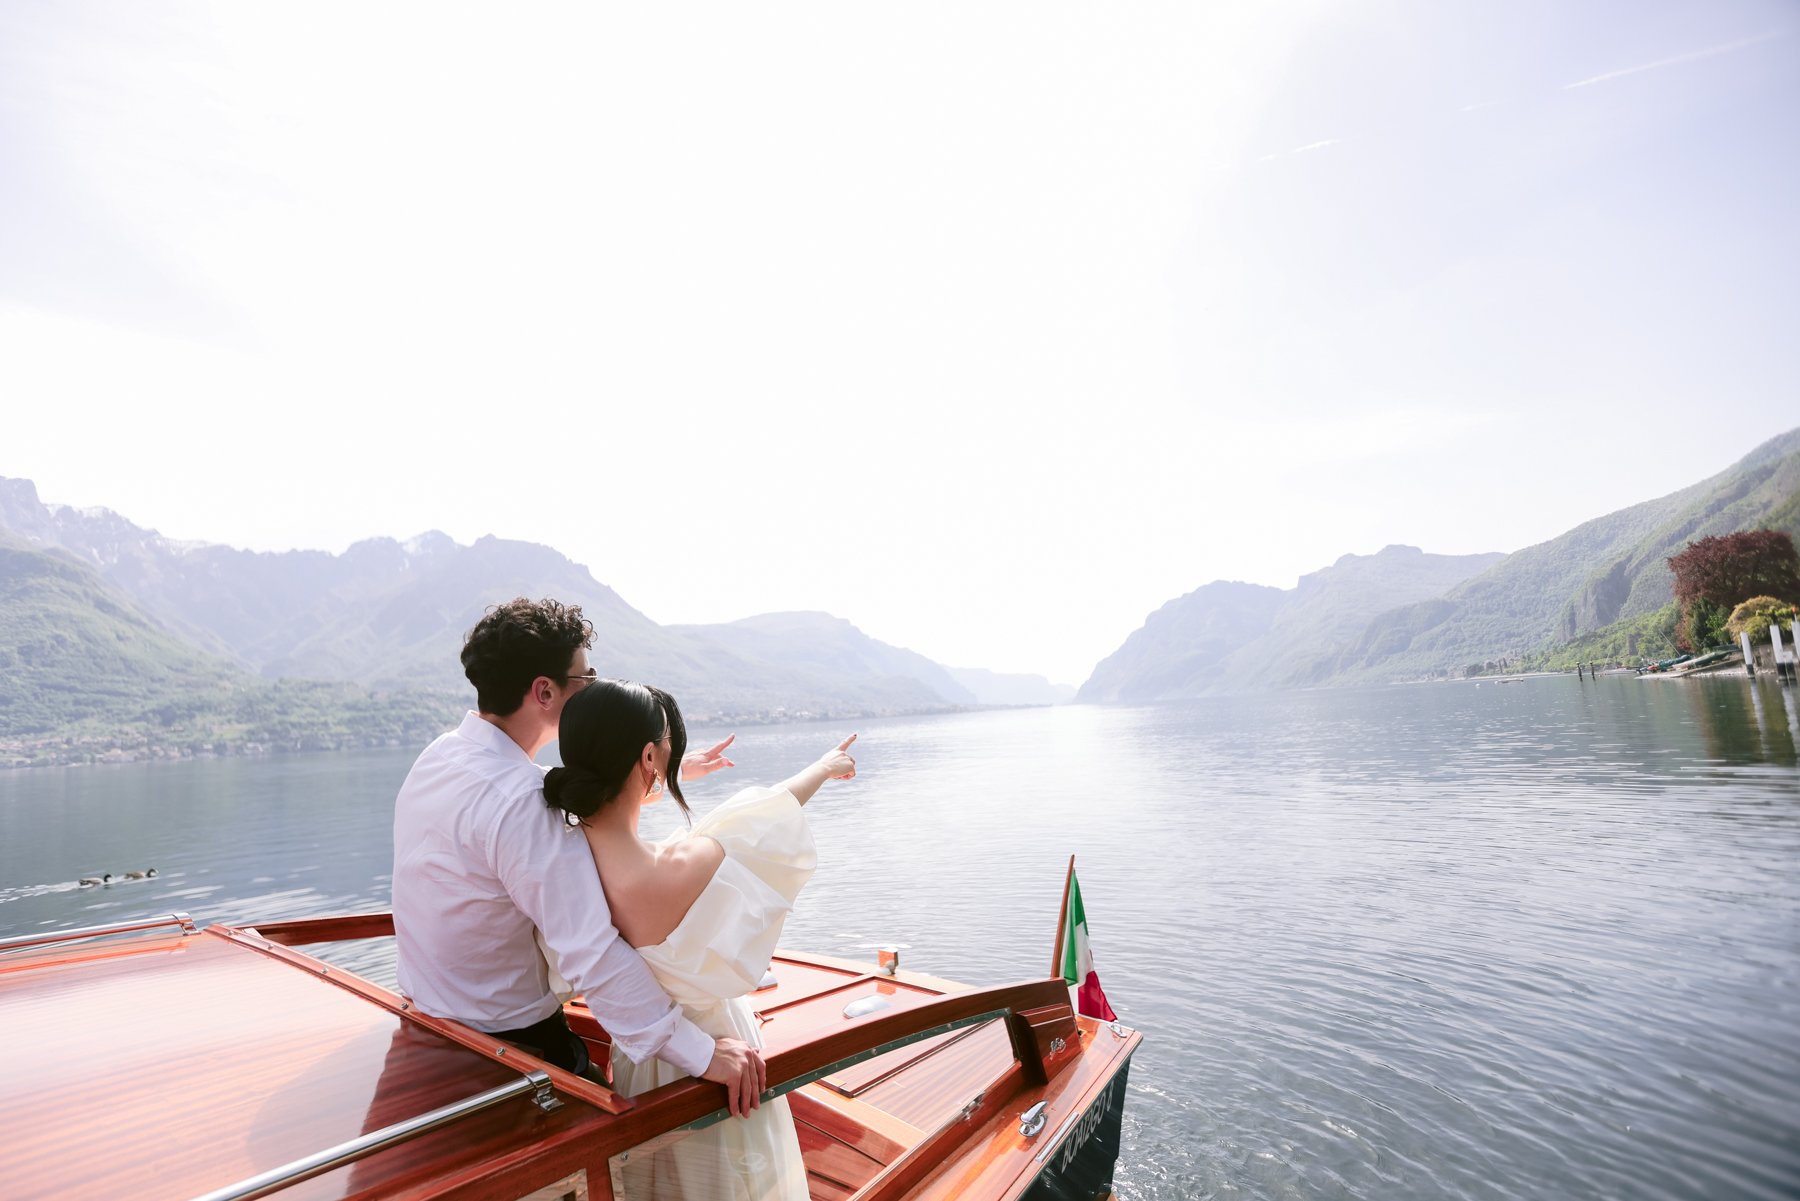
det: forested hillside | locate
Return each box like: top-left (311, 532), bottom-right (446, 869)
top-left (0, 535), bottom-right (462, 765)
top-left (1328, 429), bottom-right (1800, 683)
top-left (1080, 547), bottom-right (1502, 700)
top-left (0, 481), bottom-right (1002, 762)
top-left (1083, 428), bottom-right (1800, 697)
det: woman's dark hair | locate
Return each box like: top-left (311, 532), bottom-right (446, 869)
top-left (544, 679), bottom-right (689, 822)
top-left (461, 598), bottom-right (594, 716)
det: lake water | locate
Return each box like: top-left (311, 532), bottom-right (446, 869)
top-left (3, 676), bottom-right (1798, 1200)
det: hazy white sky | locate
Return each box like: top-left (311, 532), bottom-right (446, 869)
top-left (3, 2), bottom-right (1796, 685)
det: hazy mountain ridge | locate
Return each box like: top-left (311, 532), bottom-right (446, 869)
top-left (0, 535), bottom-right (463, 764)
top-left (1226, 545), bottom-right (1508, 688)
top-left (1564, 438), bottom-right (1800, 637)
top-left (1079, 579), bottom-right (1286, 702)
top-left (1079, 547), bottom-right (1502, 701)
top-left (1084, 428), bottom-right (1800, 697)
top-left (14, 425), bottom-right (1792, 743)
top-left (1327, 429), bottom-right (1800, 683)
top-left (671, 612), bottom-right (974, 709)
top-left (0, 532), bottom-right (241, 737)
top-left (0, 479), bottom-right (1021, 733)
top-left (0, 478), bottom-right (242, 658)
top-left (944, 666), bottom-right (1075, 706)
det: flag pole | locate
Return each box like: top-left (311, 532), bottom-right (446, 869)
top-left (1050, 854), bottom-right (1075, 978)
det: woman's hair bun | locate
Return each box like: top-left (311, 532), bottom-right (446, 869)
top-left (544, 763), bottom-right (608, 819)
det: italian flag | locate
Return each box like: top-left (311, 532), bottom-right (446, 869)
top-left (1058, 863), bottom-right (1117, 1021)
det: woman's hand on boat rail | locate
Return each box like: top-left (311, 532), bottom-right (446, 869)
top-left (702, 1036), bottom-right (766, 1117)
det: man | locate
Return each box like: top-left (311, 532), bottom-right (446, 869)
top-left (392, 597), bottom-right (765, 1115)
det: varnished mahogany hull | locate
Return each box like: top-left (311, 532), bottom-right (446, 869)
top-left (1018, 1057), bottom-right (1132, 1201)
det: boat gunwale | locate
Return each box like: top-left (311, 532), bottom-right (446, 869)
top-left (238, 913), bottom-right (1090, 1150)
top-left (235, 915), bottom-right (1081, 1122)
top-left (241, 912), bottom-right (1132, 1197)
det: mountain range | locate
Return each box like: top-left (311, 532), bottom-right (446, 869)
top-left (1079, 546), bottom-right (1507, 701)
top-left (1080, 427), bottom-right (1800, 700)
top-left (0, 478), bottom-right (1070, 763)
top-left (3, 426), bottom-right (1794, 763)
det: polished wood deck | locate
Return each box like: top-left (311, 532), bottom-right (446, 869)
top-left (0, 927), bottom-right (619, 1201)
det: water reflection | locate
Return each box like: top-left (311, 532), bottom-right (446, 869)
top-left (1686, 677), bottom-right (1798, 767)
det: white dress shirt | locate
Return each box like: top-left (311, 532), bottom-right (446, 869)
top-left (392, 712), bottom-right (714, 1077)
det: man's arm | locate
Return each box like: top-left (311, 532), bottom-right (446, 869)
top-left (492, 799), bottom-right (765, 1114)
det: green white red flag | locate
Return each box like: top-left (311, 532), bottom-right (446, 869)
top-left (1058, 864), bottom-right (1117, 1021)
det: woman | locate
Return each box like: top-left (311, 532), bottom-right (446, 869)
top-left (543, 679), bottom-right (857, 1201)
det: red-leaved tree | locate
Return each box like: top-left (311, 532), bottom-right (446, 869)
top-left (1668, 530), bottom-right (1800, 610)
top-left (1668, 531), bottom-right (1800, 649)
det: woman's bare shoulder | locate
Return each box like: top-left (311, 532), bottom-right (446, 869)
top-left (657, 834), bottom-right (726, 897)
top-left (616, 835), bottom-right (726, 947)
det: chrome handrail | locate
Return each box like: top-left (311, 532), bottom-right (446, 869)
top-left (0, 911), bottom-right (198, 953)
top-left (186, 1070), bottom-right (560, 1201)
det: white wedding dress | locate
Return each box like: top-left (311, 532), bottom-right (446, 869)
top-left (611, 786), bottom-right (817, 1201)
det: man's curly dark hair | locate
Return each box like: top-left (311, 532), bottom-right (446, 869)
top-left (460, 598), bottom-right (595, 716)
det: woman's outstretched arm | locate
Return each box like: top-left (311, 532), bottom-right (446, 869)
top-left (781, 734), bottom-right (858, 805)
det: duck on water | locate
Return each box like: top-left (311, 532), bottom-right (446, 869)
top-left (76, 869), bottom-right (156, 886)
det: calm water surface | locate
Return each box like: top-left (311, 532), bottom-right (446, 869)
top-left (3, 676), bottom-right (1797, 1200)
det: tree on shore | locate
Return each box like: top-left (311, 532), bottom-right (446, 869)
top-left (1668, 531), bottom-right (1800, 651)
top-left (1726, 596), bottom-right (1800, 645)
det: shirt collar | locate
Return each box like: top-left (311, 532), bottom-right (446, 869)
top-left (456, 711), bottom-right (537, 765)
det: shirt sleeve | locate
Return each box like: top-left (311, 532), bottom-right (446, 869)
top-left (489, 790), bottom-right (715, 1078)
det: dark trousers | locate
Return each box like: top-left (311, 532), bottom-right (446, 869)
top-left (492, 1010), bottom-right (597, 1079)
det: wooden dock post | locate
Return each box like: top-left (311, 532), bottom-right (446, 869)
top-left (1740, 631), bottom-right (1756, 677)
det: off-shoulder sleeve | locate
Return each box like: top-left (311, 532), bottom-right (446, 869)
top-left (641, 786), bottom-right (818, 1004)
top-left (692, 785), bottom-right (816, 898)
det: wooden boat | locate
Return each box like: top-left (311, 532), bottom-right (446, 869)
top-left (0, 910), bottom-right (1140, 1201)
